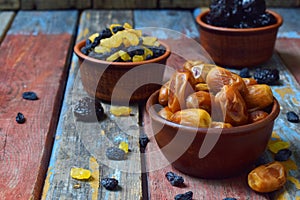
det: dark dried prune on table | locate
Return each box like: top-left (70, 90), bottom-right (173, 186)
top-left (101, 28), bottom-right (113, 39)
top-left (253, 68), bottom-right (280, 85)
top-left (73, 97), bottom-right (105, 122)
top-left (223, 198), bottom-right (238, 200)
top-left (106, 147), bottom-right (126, 160)
top-left (174, 191), bottom-right (193, 200)
top-left (239, 68), bottom-right (251, 78)
top-left (16, 112), bottom-right (26, 124)
top-left (139, 135), bottom-right (150, 148)
top-left (165, 171), bottom-right (184, 187)
top-left (112, 26), bottom-right (125, 34)
top-left (286, 111), bottom-right (299, 123)
top-left (22, 91), bottom-right (38, 100)
top-left (275, 148), bottom-right (292, 161)
top-left (101, 178), bottom-right (119, 190)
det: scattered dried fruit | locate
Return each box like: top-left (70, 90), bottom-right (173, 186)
top-left (73, 97), bottom-right (105, 122)
top-left (239, 68), bottom-right (251, 78)
top-left (16, 112), bottom-right (26, 124)
top-left (174, 191), bottom-right (193, 200)
top-left (110, 106), bottom-right (132, 116)
top-left (286, 111), bottom-right (299, 123)
top-left (106, 147), bottom-right (126, 160)
top-left (222, 198), bottom-right (237, 200)
top-left (139, 135), bottom-right (150, 148)
top-left (165, 171), bottom-right (184, 187)
top-left (253, 68), bottom-right (280, 85)
top-left (119, 141), bottom-right (129, 153)
top-left (22, 91), bottom-right (38, 100)
top-left (248, 161), bottom-right (286, 193)
top-left (268, 140), bottom-right (290, 154)
top-left (70, 167), bottom-right (91, 180)
top-left (101, 178), bottom-right (119, 190)
top-left (274, 148), bottom-right (292, 161)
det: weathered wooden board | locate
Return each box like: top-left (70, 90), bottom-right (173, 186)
top-left (0, 0), bottom-right (19, 10)
top-left (159, 0), bottom-right (210, 8)
top-left (93, 0), bottom-right (156, 9)
top-left (0, 10), bottom-right (78, 200)
top-left (142, 8), bottom-right (300, 200)
top-left (42, 10), bottom-right (144, 200)
top-left (20, 0), bottom-right (91, 10)
top-left (0, 11), bottom-right (15, 43)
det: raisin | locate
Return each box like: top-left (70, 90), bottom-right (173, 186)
top-left (239, 68), bottom-right (251, 78)
top-left (101, 178), bottom-right (119, 190)
top-left (16, 112), bottom-right (26, 124)
top-left (127, 46), bottom-right (145, 57)
top-left (101, 28), bottom-right (113, 39)
top-left (286, 111), bottom-right (299, 123)
top-left (223, 198), bottom-right (238, 200)
top-left (274, 148), bottom-right (292, 161)
top-left (253, 68), bottom-right (280, 85)
top-left (139, 135), bottom-right (150, 148)
top-left (22, 91), bottom-right (38, 100)
top-left (73, 97), bottom-right (105, 122)
top-left (112, 26), bottom-right (125, 34)
top-left (106, 147), bottom-right (126, 160)
top-left (165, 171), bottom-right (184, 187)
top-left (149, 46), bottom-right (166, 58)
top-left (174, 191), bottom-right (193, 200)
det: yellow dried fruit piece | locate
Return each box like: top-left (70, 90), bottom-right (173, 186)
top-left (119, 50), bottom-right (131, 61)
top-left (88, 33), bottom-right (99, 43)
top-left (171, 108), bottom-right (211, 128)
top-left (101, 34), bottom-right (123, 48)
top-left (70, 167), bottom-right (91, 180)
top-left (142, 36), bottom-right (158, 46)
top-left (94, 46), bottom-right (110, 54)
top-left (123, 22), bottom-right (132, 29)
top-left (119, 141), bottom-right (129, 153)
top-left (143, 47), bottom-right (153, 58)
top-left (123, 32), bottom-right (140, 46)
top-left (106, 51), bottom-right (120, 62)
top-left (110, 106), bottom-right (132, 116)
top-left (268, 140), bottom-right (290, 153)
top-left (248, 161), bottom-right (287, 193)
top-left (109, 23), bottom-right (122, 33)
top-left (127, 29), bottom-right (142, 37)
top-left (132, 55), bottom-right (144, 62)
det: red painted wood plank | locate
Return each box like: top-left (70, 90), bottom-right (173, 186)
top-left (0, 10), bottom-right (77, 199)
top-left (276, 38), bottom-right (300, 84)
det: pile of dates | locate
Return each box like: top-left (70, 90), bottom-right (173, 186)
top-left (205, 0), bottom-right (276, 28)
top-left (157, 60), bottom-right (275, 128)
top-left (81, 23), bottom-right (166, 62)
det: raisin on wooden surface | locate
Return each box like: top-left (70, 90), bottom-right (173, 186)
top-left (101, 178), bottom-right (119, 190)
top-left (165, 171), bottom-right (184, 187)
top-left (174, 191), bottom-right (193, 200)
top-left (73, 97), bottom-right (105, 122)
top-left (22, 91), bottom-right (38, 100)
top-left (16, 112), bottom-right (26, 124)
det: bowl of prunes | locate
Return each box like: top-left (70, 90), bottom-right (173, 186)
top-left (196, 0), bottom-right (283, 68)
top-left (146, 60), bottom-right (280, 178)
top-left (74, 23), bottom-right (170, 103)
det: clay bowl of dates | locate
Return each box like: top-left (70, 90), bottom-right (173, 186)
top-left (146, 61), bottom-right (280, 178)
top-left (196, 6), bottom-right (283, 68)
top-left (74, 23), bottom-right (171, 103)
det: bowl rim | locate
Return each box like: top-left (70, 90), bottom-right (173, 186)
top-left (73, 39), bottom-right (171, 67)
top-left (196, 9), bottom-right (283, 33)
top-left (146, 90), bottom-right (280, 135)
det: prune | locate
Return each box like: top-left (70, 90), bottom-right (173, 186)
top-left (73, 97), bottom-right (105, 122)
top-left (149, 46), bottom-right (166, 58)
top-left (112, 26), bottom-right (125, 34)
top-left (223, 198), bottom-right (237, 200)
top-left (274, 148), bottom-right (292, 161)
top-left (22, 91), bottom-right (38, 100)
top-left (106, 147), bottom-right (126, 160)
top-left (101, 28), bottom-right (113, 39)
top-left (127, 46), bottom-right (145, 57)
top-left (165, 171), bottom-right (184, 187)
top-left (101, 178), bottom-right (119, 190)
top-left (286, 111), bottom-right (299, 123)
top-left (174, 191), bottom-right (193, 200)
top-left (253, 68), bottom-right (280, 85)
top-left (139, 135), bottom-right (150, 148)
top-left (205, 0), bottom-right (276, 28)
top-left (16, 112), bottom-right (26, 124)
top-left (239, 68), bottom-right (251, 78)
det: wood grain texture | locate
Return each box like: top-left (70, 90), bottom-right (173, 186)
top-left (0, 0), bottom-right (19, 9)
top-left (20, 0), bottom-right (91, 10)
top-left (0, 11), bottom-right (15, 43)
top-left (93, 0), bottom-right (156, 9)
top-left (42, 10), bottom-right (143, 200)
top-left (0, 10), bottom-right (78, 200)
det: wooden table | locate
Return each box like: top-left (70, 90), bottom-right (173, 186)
top-left (0, 8), bottom-right (300, 200)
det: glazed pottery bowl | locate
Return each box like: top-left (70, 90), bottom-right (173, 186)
top-left (74, 40), bottom-right (170, 103)
top-left (196, 10), bottom-right (283, 68)
top-left (146, 90), bottom-right (280, 179)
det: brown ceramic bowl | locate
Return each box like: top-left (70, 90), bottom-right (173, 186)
top-left (196, 10), bottom-right (283, 68)
top-left (74, 40), bottom-right (170, 103)
top-left (146, 90), bottom-right (280, 179)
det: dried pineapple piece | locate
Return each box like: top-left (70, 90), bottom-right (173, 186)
top-left (106, 51), bottom-right (120, 62)
top-left (119, 50), bottom-right (131, 61)
top-left (123, 22), bottom-right (132, 29)
top-left (94, 46), bottom-right (110, 54)
top-left (119, 141), bottom-right (129, 153)
top-left (70, 167), bottom-right (91, 180)
top-left (132, 55), bottom-right (144, 62)
top-left (110, 106), bottom-right (132, 116)
top-left (88, 33), bottom-right (99, 43)
top-left (142, 36), bottom-right (157, 46)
